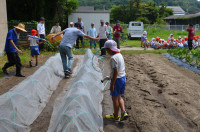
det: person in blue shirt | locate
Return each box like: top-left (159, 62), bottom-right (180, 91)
top-left (51, 22), bottom-right (99, 78)
top-left (88, 23), bottom-right (97, 49)
top-left (2, 23), bottom-right (27, 77)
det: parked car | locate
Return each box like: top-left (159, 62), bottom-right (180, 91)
top-left (128, 21), bottom-right (144, 39)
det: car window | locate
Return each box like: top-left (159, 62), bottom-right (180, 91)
top-left (131, 23), bottom-right (141, 26)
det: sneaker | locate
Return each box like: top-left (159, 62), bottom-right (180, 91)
top-left (64, 73), bottom-right (70, 78)
top-left (15, 74), bottom-right (25, 77)
top-left (35, 63), bottom-right (38, 67)
top-left (121, 111), bottom-right (128, 120)
top-left (2, 68), bottom-right (9, 75)
top-left (66, 69), bottom-right (72, 74)
top-left (105, 114), bottom-right (120, 121)
top-left (29, 61), bottom-right (33, 67)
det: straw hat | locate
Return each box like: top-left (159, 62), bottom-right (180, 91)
top-left (14, 23), bottom-right (27, 32)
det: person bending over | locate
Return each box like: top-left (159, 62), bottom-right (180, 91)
top-left (103, 40), bottom-right (128, 121)
top-left (51, 22), bottom-right (99, 78)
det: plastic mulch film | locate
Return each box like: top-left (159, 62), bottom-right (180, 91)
top-left (48, 49), bottom-right (104, 132)
top-left (0, 53), bottom-right (64, 132)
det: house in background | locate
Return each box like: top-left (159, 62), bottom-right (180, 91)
top-left (68, 6), bottom-right (110, 33)
top-left (166, 6), bottom-right (186, 16)
top-left (164, 13), bottom-right (200, 25)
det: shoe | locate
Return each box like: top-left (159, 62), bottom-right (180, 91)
top-left (121, 111), bottom-right (128, 120)
top-left (29, 61), bottom-right (33, 67)
top-left (35, 63), bottom-right (38, 67)
top-left (67, 69), bottom-right (72, 74)
top-left (65, 72), bottom-right (70, 78)
top-left (105, 114), bottom-right (120, 121)
top-left (15, 74), bottom-right (25, 77)
top-left (2, 68), bottom-right (9, 75)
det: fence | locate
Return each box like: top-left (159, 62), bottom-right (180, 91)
top-left (111, 24), bottom-right (200, 31)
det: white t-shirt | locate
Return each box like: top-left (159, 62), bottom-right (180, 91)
top-left (99, 25), bottom-right (108, 39)
top-left (110, 53), bottom-right (126, 78)
top-left (28, 37), bottom-right (38, 47)
top-left (37, 23), bottom-right (45, 35)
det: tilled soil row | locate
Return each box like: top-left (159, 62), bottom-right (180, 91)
top-left (124, 54), bottom-right (200, 132)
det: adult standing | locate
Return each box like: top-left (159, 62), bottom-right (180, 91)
top-left (88, 23), bottom-right (97, 49)
top-left (97, 19), bottom-right (108, 56)
top-left (113, 20), bottom-right (123, 49)
top-left (186, 24), bottom-right (195, 50)
top-left (76, 18), bottom-right (85, 48)
top-left (2, 23), bottom-right (27, 77)
top-left (37, 17), bottom-right (45, 51)
top-left (50, 21), bottom-right (61, 34)
top-left (69, 22), bottom-right (74, 28)
top-left (106, 22), bottom-right (113, 40)
top-left (51, 23), bottom-right (99, 78)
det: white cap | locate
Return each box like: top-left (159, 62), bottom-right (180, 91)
top-left (178, 36), bottom-right (181, 39)
top-left (143, 31), bottom-right (147, 35)
top-left (103, 40), bottom-right (120, 53)
top-left (70, 22), bottom-right (74, 25)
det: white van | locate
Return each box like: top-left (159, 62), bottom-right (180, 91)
top-left (128, 21), bottom-right (144, 38)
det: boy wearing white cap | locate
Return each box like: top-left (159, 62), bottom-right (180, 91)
top-left (103, 40), bottom-right (128, 121)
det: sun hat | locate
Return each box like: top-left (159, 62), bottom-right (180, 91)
top-left (14, 23), bottom-right (27, 32)
top-left (170, 34), bottom-right (173, 36)
top-left (161, 39), bottom-right (165, 42)
top-left (31, 29), bottom-right (37, 36)
top-left (116, 20), bottom-right (120, 24)
top-left (103, 40), bottom-right (120, 53)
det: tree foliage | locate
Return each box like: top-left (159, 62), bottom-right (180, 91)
top-left (7, 0), bottom-right (78, 27)
top-left (110, 1), bottom-right (173, 24)
top-left (78, 0), bottom-right (200, 14)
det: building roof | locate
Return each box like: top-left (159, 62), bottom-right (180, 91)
top-left (164, 13), bottom-right (200, 20)
top-left (166, 6), bottom-right (185, 14)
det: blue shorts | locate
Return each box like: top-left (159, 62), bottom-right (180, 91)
top-left (30, 46), bottom-right (40, 57)
top-left (110, 76), bottom-right (126, 97)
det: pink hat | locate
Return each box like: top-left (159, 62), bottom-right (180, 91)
top-left (103, 40), bottom-right (120, 53)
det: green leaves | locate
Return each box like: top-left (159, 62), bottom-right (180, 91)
top-left (168, 47), bottom-right (200, 67)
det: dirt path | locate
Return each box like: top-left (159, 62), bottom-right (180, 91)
top-left (30, 56), bottom-right (81, 132)
top-left (103, 54), bottom-right (200, 132)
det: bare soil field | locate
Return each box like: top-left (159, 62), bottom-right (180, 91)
top-left (103, 54), bottom-right (200, 132)
top-left (1, 52), bottom-right (200, 132)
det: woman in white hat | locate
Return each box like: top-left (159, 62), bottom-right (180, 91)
top-left (2, 23), bottom-right (27, 77)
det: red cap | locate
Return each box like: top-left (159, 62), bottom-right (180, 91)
top-left (171, 38), bottom-right (174, 41)
top-left (182, 39), bottom-right (185, 41)
top-left (31, 29), bottom-right (37, 36)
top-left (185, 37), bottom-right (188, 40)
top-left (193, 36), bottom-right (196, 40)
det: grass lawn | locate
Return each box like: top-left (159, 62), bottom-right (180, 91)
top-left (0, 50), bottom-right (57, 75)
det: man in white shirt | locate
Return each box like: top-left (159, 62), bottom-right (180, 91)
top-left (97, 19), bottom-right (108, 56)
top-left (37, 17), bottom-right (45, 51)
top-left (50, 21), bottom-right (61, 34)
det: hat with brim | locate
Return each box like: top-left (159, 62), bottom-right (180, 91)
top-left (103, 40), bottom-right (120, 53)
top-left (14, 23), bottom-right (27, 32)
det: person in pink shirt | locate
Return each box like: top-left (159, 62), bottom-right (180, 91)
top-left (113, 20), bottom-right (123, 49)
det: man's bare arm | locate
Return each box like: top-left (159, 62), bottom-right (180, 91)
top-left (84, 35), bottom-right (100, 41)
top-left (51, 31), bottom-right (64, 40)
